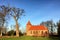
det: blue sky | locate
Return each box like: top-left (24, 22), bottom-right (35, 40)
top-left (0, 0), bottom-right (60, 32)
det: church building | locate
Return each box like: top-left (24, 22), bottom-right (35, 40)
top-left (26, 21), bottom-right (49, 37)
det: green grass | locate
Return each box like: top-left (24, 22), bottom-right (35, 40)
top-left (0, 36), bottom-right (59, 40)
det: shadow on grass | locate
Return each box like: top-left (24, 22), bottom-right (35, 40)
top-left (49, 37), bottom-right (59, 40)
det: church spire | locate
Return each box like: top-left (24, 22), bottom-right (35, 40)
top-left (27, 20), bottom-right (31, 25)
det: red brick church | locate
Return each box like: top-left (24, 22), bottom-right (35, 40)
top-left (26, 21), bottom-right (49, 37)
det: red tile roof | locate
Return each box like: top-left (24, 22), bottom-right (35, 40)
top-left (29, 25), bottom-right (48, 30)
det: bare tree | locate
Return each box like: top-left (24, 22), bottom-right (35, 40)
top-left (10, 7), bottom-right (24, 37)
top-left (0, 5), bottom-right (24, 37)
top-left (57, 20), bottom-right (60, 36)
top-left (0, 5), bottom-right (11, 36)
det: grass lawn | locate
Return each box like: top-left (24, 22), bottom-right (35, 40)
top-left (0, 36), bottom-right (59, 40)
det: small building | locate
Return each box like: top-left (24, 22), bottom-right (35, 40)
top-left (26, 21), bottom-right (49, 37)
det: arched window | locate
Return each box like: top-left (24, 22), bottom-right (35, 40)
top-left (31, 31), bottom-right (32, 34)
top-left (41, 31), bottom-right (43, 34)
top-left (39, 31), bottom-right (40, 33)
top-left (44, 31), bottom-right (48, 36)
top-left (45, 31), bottom-right (47, 34)
top-left (36, 31), bottom-right (38, 34)
top-left (33, 31), bottom-right (35, 34)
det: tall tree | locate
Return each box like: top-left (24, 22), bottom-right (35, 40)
top-left (57, 20), bottom-right (60, 36)
top-left (10, 7), bottom-right (24, 37)
top-left (0, 5), bottom-right (24, 37)
top-left (0, 5), bottom-right (11, 36)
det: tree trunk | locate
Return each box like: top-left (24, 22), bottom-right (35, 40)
top-left (16, 20), bottom-right (19, 37)
top-left (13, 16), bottom-right (19, 37)
top-left (1, 30), bottom-right (2, 36)
top-left (15, 19), bottom-right (19, 37)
